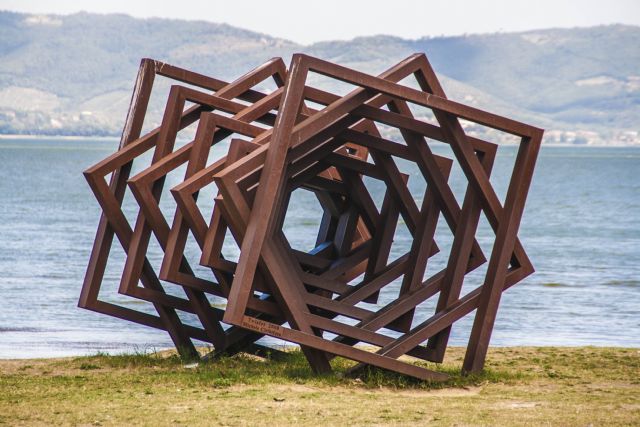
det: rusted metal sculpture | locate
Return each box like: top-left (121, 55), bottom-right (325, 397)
top-left (81, 53), bottom-right (542, 380)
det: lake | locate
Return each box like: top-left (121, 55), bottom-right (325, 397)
top-left (0, 137), bottom-right (638, 358)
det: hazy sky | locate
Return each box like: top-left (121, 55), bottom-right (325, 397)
top-left (1, 0), bottom-right (639, 44)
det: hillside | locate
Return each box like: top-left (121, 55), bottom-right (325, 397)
top-left (1, 10), bottom-right (639, 144)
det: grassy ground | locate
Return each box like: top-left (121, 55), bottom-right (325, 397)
top-left (1, 347), bottom-right (638, 426)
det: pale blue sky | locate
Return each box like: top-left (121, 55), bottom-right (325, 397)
top-left (1, 0), bottom-right (639, 44)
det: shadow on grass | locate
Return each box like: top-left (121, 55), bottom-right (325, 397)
top-left (69, 348), bottom-right (526, 390)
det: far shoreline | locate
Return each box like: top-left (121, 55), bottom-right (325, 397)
top-left (0, 134), bottom-right (119, 141)
top-left (1, 134), bottom-right (638, 148)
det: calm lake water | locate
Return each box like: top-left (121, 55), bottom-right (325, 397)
top-left (0, 137), bottom-right (638, 358)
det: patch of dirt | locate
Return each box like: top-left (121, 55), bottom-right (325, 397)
top-left (494, 401), bottom-right (542, 409)
top-left (0, 358), bottom-right (63, 375)
top-left (227, 384), bottom-right (319, 394)
top-left (422, 386), bottom-right (482, 397)
top-left (225, 383), bottom-right (482, 398)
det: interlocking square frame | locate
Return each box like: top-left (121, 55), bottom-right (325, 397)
top-left (80, 58), bottom-right (293, 357)
top-left (81, 52), bottom-right (542, 380)
top-left (214, 53), bottom-right (542, 379)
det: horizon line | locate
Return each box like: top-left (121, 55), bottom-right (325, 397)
top-left (2, 8), bottom-right (637, 46)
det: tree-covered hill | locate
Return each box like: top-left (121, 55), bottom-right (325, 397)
top-left (1, 11), bottom-right (638, 144)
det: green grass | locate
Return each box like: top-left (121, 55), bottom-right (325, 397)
top-left (1, 347), bottom-right (638, 426)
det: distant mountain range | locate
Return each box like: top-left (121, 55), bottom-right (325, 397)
top-left (1, 11), bottom-right (639, 145)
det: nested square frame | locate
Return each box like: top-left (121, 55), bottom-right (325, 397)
top-left (214, 53), bottom-right (542, 380)
top-left (80, 58), bottom-right (291, 357)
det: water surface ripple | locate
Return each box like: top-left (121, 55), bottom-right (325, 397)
top-left (0, 139), bottom-right (638, 358)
